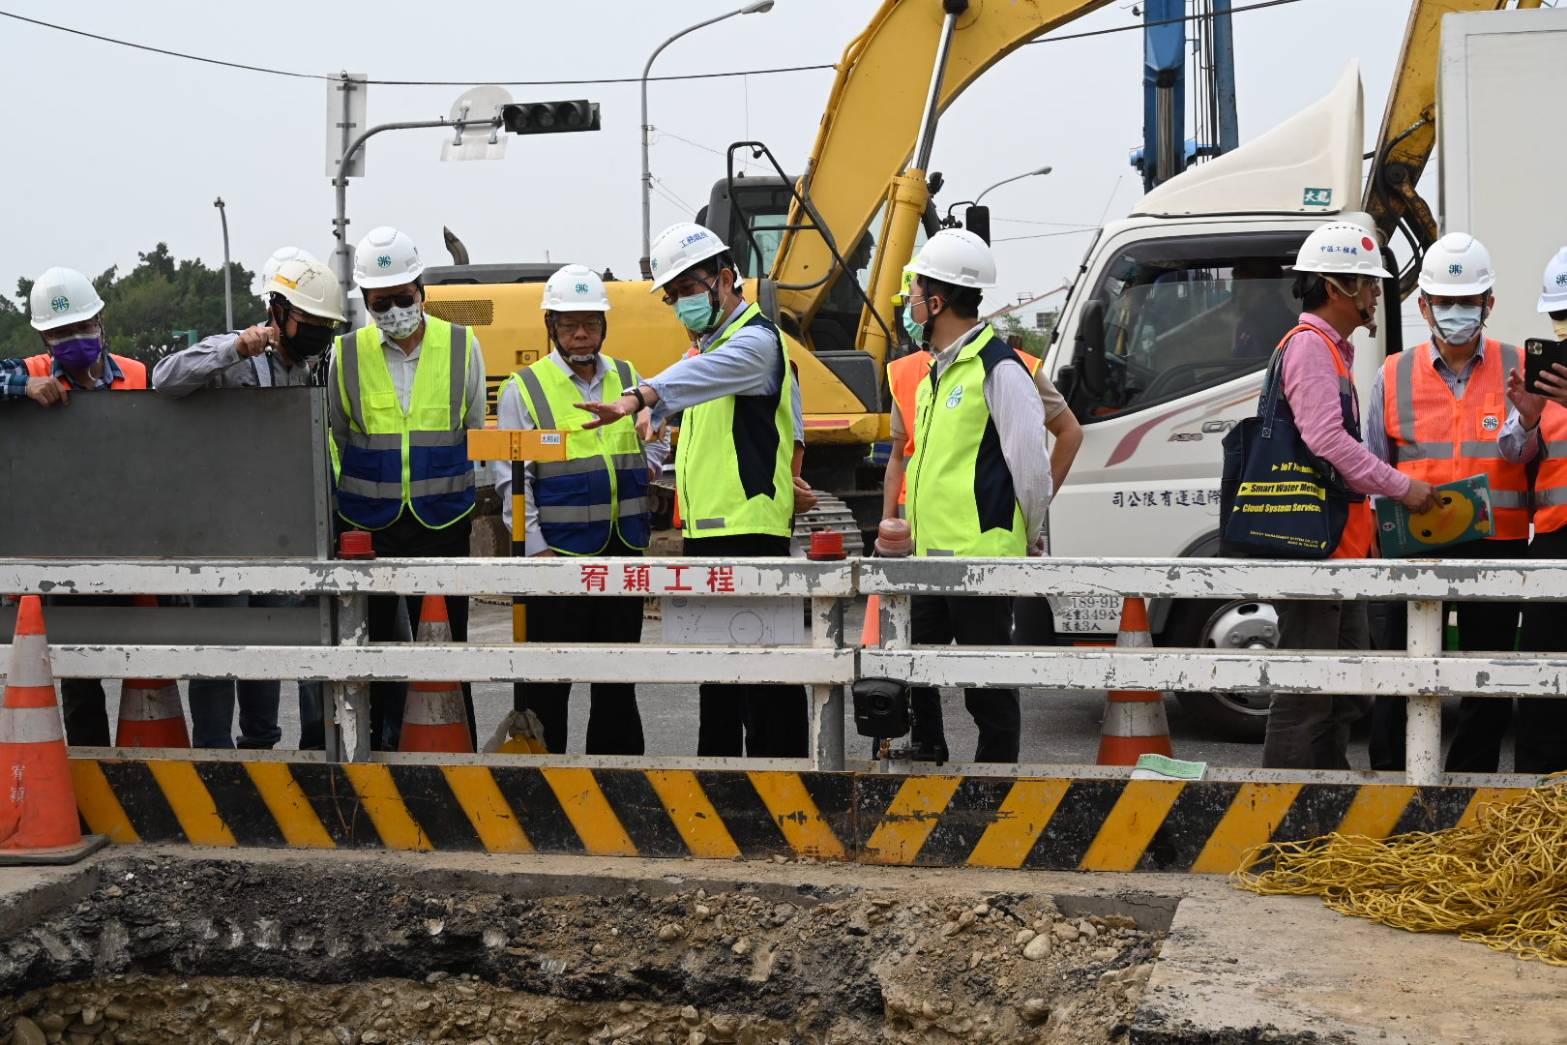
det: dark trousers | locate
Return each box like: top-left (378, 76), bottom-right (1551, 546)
top-left (1515, 527), bottom-right (1567, 774)
top-left (1262, 600), bottom-right (1371, 769)
top-left (1368, 539), bottom-right (1525, 773)
top-left (365, 514), bottom-right (475, 751)
top-left (189, 594), bottom-right (282, 750)
top-left (513, 535), bottom-right (645, 755)
top-left (682, 533), bottom-right (808, 758)
top-left (910, 595), bottom-right (1021, 763)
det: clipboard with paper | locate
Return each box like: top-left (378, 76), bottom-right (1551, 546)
top-left (1373, 474), bottom-right (1494, 557)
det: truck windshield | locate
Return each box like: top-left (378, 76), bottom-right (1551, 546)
top-left (1069, 231), bottom-right (1306, 420)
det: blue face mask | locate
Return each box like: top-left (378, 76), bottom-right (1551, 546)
top-left (901, 305), bottom-right (925, 347)
top-left (1430, 303), bottom-right (1485, 346)
top-left (675, 291), bottom-right (719, 334)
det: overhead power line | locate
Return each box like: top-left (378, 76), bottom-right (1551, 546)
top-left (0, 0), bottom-right (1309, 88)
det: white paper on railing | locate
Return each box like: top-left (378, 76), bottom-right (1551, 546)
top-left (660, 597), bottom-right (805, 647)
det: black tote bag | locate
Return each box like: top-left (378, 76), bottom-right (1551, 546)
top-left (1219, 346), bottom-right (1353, 559)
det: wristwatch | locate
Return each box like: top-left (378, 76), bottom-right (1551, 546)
top-left (626, 385), bottom-right (648, 411)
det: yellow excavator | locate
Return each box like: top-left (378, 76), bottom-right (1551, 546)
top-left (425, 0), bottom-right (1537, 540)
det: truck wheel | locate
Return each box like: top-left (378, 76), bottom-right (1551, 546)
top-left (1159, 598), bottom-right (1279, 742)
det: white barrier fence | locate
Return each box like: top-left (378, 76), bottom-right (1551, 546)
top-left (863, 558), bottom-right (1567, 785)
top-left (4, 556), bottom-right (1564, 784)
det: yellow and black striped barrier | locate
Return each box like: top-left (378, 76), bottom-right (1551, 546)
top-left (68, 757), bottom-right (1525, 873)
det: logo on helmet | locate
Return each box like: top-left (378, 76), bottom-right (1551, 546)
top-left (376, 255), bottom-right (392, 269)
top-left (49, 296), bottom-right (69, 313)
top-left (1556, 274), bottom-right (1567, 287)
top-left (1448, 263), bottom-right (1463, 276)
top-left (1361, 237), bottom-right (1376, 252)
top-left (574, 282), bottom-right (590, 295)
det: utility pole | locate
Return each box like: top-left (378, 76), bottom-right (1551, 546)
top-left (214, 197), bottom-right (233, 332)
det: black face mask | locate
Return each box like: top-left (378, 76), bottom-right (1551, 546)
top-left (281, 320), bottom-right (336, 361)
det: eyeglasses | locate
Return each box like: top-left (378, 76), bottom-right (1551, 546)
top-left (554, 316), bottom-right (604, 334)
top-left (366, 291), bottom-right (418, 313)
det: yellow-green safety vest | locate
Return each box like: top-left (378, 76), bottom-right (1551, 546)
top-left (905, 324), bottom-right (1029, 557)
top-left (332, 316), bottom-right (475, 531)
top-left (508, 354), bottom-right (652, 554)
top-left (676, 302), bottom-right (796, 539)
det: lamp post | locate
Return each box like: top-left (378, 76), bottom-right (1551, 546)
top-left (975, 164), bottom-right (1053, 205)
top-left (214, 197), bottom-right (233, 332)
top-left (639, 0), bottom-right (775, 280)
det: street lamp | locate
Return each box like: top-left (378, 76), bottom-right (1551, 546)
top-left (976, 164), bottom-right (1053, 205)
top-left (213, 197), bottom-right (233, 332)
top-left (943, 165), bottom-right (1054, 225)
top-left (639, 0), bottom-right (776, 280)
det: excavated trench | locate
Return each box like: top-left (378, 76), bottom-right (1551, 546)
top-left (0, 857), bottom-right (1174, 1044)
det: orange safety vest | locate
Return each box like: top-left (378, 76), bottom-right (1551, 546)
top-left (1379, 339), bottom-right (1528, 541)
top-left (1533, 404), bottom-right (1567, 535)
top-left (1278, 324), bottom-right (1374, 559)
top-left (888, 346), bottom-right (1043, 505)
top-left (24, 352), bottom-right (148, 390)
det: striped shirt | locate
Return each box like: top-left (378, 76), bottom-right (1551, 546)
top-left (0, 352), bottom-right (125, 397)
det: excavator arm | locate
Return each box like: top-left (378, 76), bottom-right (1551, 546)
top-left (1363, 0), bottom-right (1540, 297)
top-left (767, 0), bottom-right (1117, 372)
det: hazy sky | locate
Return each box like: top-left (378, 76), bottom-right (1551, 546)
top-left (1, 0), bottom-right (1418, 322)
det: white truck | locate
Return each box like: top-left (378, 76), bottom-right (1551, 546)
top-left (1036, 5), bottom-right (1567, 739)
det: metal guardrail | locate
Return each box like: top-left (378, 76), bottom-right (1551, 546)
top-left (3, 556), bottom-right (1564, 785)
top-left (1, 558), bottom-right (853, 768)
top-left (861, 557), bottom-right (1567, 786)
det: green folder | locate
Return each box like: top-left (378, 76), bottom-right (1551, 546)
top-left (1374, 474), bottom-right (1494, 557)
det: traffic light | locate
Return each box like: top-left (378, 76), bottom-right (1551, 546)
top-left (501, 100), bottom-right (601, 135)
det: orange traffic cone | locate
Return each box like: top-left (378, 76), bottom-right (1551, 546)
top-left (860, 595), bottom-right (881, 647)
top-left (116, 679), bottom-right (190, 748)
top-left (115, 597), bottom-right (189, 748)
top-left (0, 596), bottom-right (107, 865)
top-left (399, 596), bottom-right (473, 753)
top-left (1096, 597), bottom-right (1173, 766)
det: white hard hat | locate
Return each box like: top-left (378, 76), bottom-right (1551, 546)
top-left (266, 258), bottom-right (347, 324)
top-left (647, 222), bottom-right (729, 293)
top-left (353, 226), bottom-right (424, 289)
top-left (258, 246), bottom-right (318, 302)
top-left (906, 228), bottom-right (997, 289)
top-left (1292, 222), bottom-right (1392, 279)
top-left (541, 264), bottom-right (611, 312)
top-left (1538, 247), bottom-right (1567, 313)
top-left (29, 266), bottom-right (105, 331)
top-left (1418, 233), bottom-right (1494, 297)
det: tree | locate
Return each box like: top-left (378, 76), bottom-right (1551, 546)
top-left (992, 309), bottom-right (1059, 355)
top-left (1, 245), bottom-right (260, 365)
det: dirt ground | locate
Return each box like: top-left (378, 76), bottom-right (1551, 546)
top-left (0, 856), bottom-right (1162, 1045)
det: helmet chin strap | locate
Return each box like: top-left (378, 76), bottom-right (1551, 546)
top-left (547, 312), bottom-right (607, 365)
top-left (1327, 275), bottom-right (1376, 336)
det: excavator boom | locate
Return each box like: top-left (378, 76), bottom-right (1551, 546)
top-left (769, 0), bottom-right (1117, 346)
top-left (1363, 0), bottom-right (1540, 295)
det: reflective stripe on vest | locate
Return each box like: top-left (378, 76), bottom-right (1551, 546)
top-left (1382, 340), bottom-right (1528, 540)
top-left (509, 355), bottom-right (651, 554)
top-left (333, 316), bottom-right (475, 531)
top-left (23, 352), bottom-right (148, 390)
top-left (890, 344), bottom-right (1043, 507)
top-left (905, 324), bottom-right (1029, 557)
top-left (1275, 324), bottom-right (1373, 558)
top-left (1535, 404), bottom-right (1567, 533)
top-left (674, 302), bottom-right (795, 539)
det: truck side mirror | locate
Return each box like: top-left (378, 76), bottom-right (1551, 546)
top-left (1075, 299), bottom-right (1107, 395)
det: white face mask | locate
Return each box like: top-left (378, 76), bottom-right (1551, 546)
top-left (377, 303), bottom-right (422, 339)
